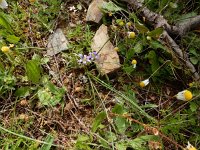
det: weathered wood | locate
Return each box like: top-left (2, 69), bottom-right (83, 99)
top-left (121, 0), bottom-right (199, 80)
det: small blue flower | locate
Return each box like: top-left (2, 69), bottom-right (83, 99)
top-left (77, 51), bottom-right (99, 66)
top-left (78, 54), bottom-right (91, 64)
top-left (88, 51), bottom-right (99, 61)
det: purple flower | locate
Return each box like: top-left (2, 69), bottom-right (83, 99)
top-left (77, 51), bottom-right (99, 65)
top-left (88, 51), bottom-right (99, 61)
top-left (78, 54), bottom-right (91, 64)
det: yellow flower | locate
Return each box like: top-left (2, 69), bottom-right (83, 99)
top-left (114, 47), bottom-right (119, 52)
top-left (0, 0), bottom-right (8, 9)
top-left (1, 46), bottom-right (10, 53)
top-left (126, 22), bottom-right (132, 27)
top-left (108, 12), bottom-right (113, 16)
top-left (175, 90), bottom-right (193, 101)
top-left (131, 59), bottom-right (137, 68)
top-left (117, 20), bottom-right (124, 26)
top-left (188, 82), bottom-right (194, 87)
top-left (139, 79), bottom-right (150, 88)
top-left (128, 32), bottom-right (136, 39)
top-left (185, 142), bottom-right (197, 150)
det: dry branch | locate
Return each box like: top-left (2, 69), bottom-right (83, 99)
top-left (110, 113), bottom-right (185, 149)
top-left (173, 15), bottom-right (200, 36)
top-left (121, 0), bottom-right (200, 80)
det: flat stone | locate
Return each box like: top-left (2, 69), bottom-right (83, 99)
top-left (46, 28), bottom-right (69, 56)
top-left (91, 24), bottom-right (121, 75)
top-left (86, 0), bottom-right (104, 23)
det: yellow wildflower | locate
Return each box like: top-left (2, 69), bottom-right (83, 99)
top-left (118, 21), bottom-right (124, 26)
top-left (185, 142), bottom-right (197, 150)
top-left (188, 82), bottom-right (194, 87)
top-left (128, 32), bottom-right (136, 39)
top-left (131, 59), bottom-right (137, 68)
top-left (175, 90), bottom-right (193, 101)
top-left (114, 47), bottom-right (119, 52)
top-left (126, 22), bottom-right (132, 27)
top-left (1, 46), bottom-right (10, 53)
top-left (139, 79), bottom-right (150, 88)
top-left (108, 12), bottom-right (112, 16)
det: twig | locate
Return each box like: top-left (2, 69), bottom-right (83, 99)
top-left (109, 112), bottom-right (185, 149)
top-left (162, 31), bottom-right (199, 80)
top-left (120, 0), bottom-right (199, 80)
top-left (173, 15), bottom-right (200, 36)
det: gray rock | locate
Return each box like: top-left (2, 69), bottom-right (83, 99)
top-left (86, 0), bottom-right (104, 23)
top-left (46, 28), bottom-right (69, 56)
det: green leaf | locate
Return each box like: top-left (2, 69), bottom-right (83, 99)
top-left (0, 29), bottom-right (10, 37)
top-left (40, 134), bottom-right (54, 150)
top-left (0, 12), bottom-right (13, 33)
top-left (190, 57), bottom-right (199, 65)
top-left (75, 135), bottom-right (92, 150)
top-left (15, 139), bottom-right (24, 149)
top-left (122, 65), bottom-right (134, 74)
top-left (41, 57), bottom-right (50, 64)
top-left (190, 102), bottom-right (198, 112)
top-left (147, 28), bottom-right (163, 39)
top-left (25, 60), bottom-right (42, 84)
top-left (106, 131), bottom-right (117, 142)
top-left (112, 104), bottom-right (128, 133)
top-left (101, 1), bottom-right (122, 13)
top-left (0, 61), bottom-right (5, 72)
top-left (92, 111), bottom-right (106, 132)
top-left (134, 42), bottom-right (143, 54)
top-left (46, 82), bottom-right (65, 95)
top-left (169, 2), bottom-right (178, 9)
top-left (77, 134), bottom-right (90, 142)
top-left (135, 23), bottom-right (149, 34)
top-left (38, 88), bottom-right (52, 106)
top-left (6, 35), bottom-right (20, 44)
top-left (116, 19), bottom-right (124, 24)
top-left (126, 47), bottom-right (135, 61)
top-left (189, 48), bottom-right (198, 55)
top-left (115, 116), bottom-right (128, 134)
top-left (147, 50), bottom-right (160, 73)
top-left (129, 13), bottom-right (140, 23)
top-left (112, 104), bottom-right (125, 114)
top-left (129, 135), bottom-right (158, 149)
top-left (37, 83), bottom-right (65, 106)
top-left (116, 142), bottom-right (127, 150)
top-left (76, 4), bottom-right (82, 10)
top-left (150, 40), bottom-right (166, 50)
top-left (15, 87), bottom-right (30, 98)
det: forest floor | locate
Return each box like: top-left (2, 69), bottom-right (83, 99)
top-left (0, 0), bottom-right (200, 150)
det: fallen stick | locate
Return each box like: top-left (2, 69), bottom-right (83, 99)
top-left (110, 113), bottom-right (185, 149)
top-left (172, 15), bottom-right (200, 36)
top-left (120, 0), bottom-right (200, 80)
